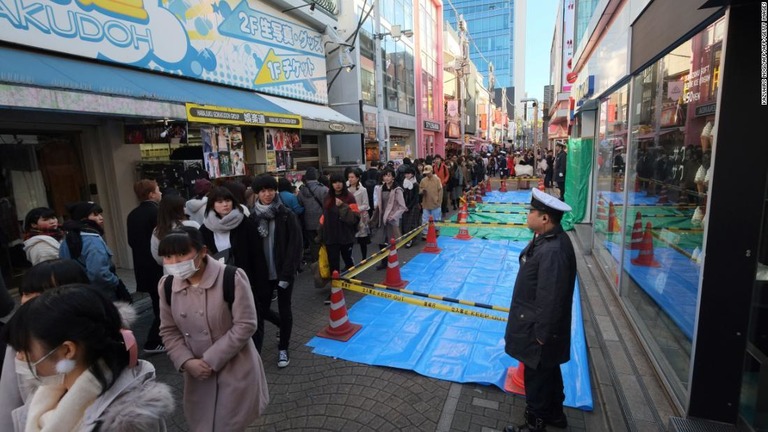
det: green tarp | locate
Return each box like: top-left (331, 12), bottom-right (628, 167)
top-left (562, 138), bottom-right (594, 231)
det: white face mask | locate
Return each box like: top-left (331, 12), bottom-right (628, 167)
top-left (24, 345), bottom-right (76, 386)
top-left (164, 254), bottom-right (200, 280)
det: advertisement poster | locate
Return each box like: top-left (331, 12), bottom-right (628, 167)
top-left (446, 100), bottom-right (461, 138)
top-left (202, 126), bottom-right (244, 178)
top-left (125, 122), bottom-right (187, 144)
top-left (0, 0), bottom-right (329, 104)
top-left (264, 128), bottom-right (299, 171)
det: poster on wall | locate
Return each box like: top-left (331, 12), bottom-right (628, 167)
top-left (202, 126), bottom-right (244, 178)
top-left (0, 0), bottom-right (329, 104)
top-left (446, 101), bottom-right (461, 138)
top-left (264, 128), bottom-right (299, 172)
top-left (124, 123), bottom-right (187, 144)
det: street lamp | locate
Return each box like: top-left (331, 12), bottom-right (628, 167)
top-left (520, 98), bottom-right (539, 149)
top-left (372, 21), bottom-right (413, 162)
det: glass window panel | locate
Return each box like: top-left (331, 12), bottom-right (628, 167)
top-left (617, 16), bottom-right (724, 402)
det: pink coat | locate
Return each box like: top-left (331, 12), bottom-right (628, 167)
top-left (159, 258), bottom-right (269, 431)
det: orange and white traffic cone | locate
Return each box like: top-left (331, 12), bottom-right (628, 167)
top-left (629, 212), bottom-right (643, 250)
top-left (456, 200), bottom-right (469, 224)
top-left (607, 203), bottom-right (621, 233)
top-left (631, 222), bottom-right (661, 267)
top-left (499, 179), bottom-right (507, 192)
top-left (596, 194), bottom-right (608, 221)
top-left (657, 184), bottom-right (669, 204)
top-left (317, 271), bottom-right (362, 341)
top-left (423, 216), bottom-right (441, 254)
top-left (382, 238), bottom-right (409, 288)
top-left (537, 178), bottom-right (545, 191)
top-left (455, 203), bottom-right (472, 240)
top-left (475, 187), bottom-right (483, 203)
top-left (504, 362), bottom-right (526, 396)
top-left (486, 179), bottom-right (493, 193)
top-left (480, 181), bottom-right (487, 196)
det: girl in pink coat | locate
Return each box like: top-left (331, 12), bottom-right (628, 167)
top-left (158, 226), bottom-right (269, 431)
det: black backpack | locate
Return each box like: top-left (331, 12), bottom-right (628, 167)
top-left (163, 265), bottom-right (237, 310)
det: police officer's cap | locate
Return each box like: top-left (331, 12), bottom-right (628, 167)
top-left (530, 188), bottom-right (571, 217)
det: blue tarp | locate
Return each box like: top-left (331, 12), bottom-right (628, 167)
top-left (308, 237), bottom-right (594, 410)
top-left (482, 190), bottom-right (533, 204)
top-left (606, 242), bottom-right (699, 339)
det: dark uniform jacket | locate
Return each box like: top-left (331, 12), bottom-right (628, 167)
top-left (126, 201), bottom-right (163, 293)
top-left (505, 224), bottom-right (577, 369)
top-left (555, 151), bottom-right (567, 181)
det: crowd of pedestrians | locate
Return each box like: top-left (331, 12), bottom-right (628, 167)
top-left (0, 146), bottom-right (565, 431)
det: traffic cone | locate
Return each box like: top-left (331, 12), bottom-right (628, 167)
top-left (657, 184), bottom-right (669, 204)
top-left (423, 216), bottom-right (441, 254)
top-left (317, 271), bottom-right (362, 341)
top-left (503, 363), bottom-right (526, 396)
top-left (631, 222), bottom-right (661, 267)
top-left (537, 178), bottom-right (545, 191)
top-left (629, 212), bottom-right (643, 250)
top-left (607, 203), bottom-right (621, 233)
top-left (475, 187), bottom-right (483, 203)
top-left (456, 201), bottom-right (469, 224)
top-left (500, 179), bottom-right (507, 192)
top-left (480, 182), bottom-right (487, 196)
top-left (486, 179), bottom-right (493, 193)
top-left (455, 203), bottom-right (473, 240)
top-left (382, 238), bottom-right (409, 288)
top-left (596, 194), bottom-right (608, 221)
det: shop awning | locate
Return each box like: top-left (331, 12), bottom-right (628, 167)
top-left (259, 94), bottom-right (363, 134)
top-left (0, 45), bottom-right (291, 119)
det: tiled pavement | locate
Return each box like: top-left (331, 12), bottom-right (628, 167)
top-left (119, 203), bottom-right (677, 431)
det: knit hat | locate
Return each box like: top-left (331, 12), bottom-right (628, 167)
top-left (66, 201), bottom-right (102, 221)
top-left (252, 175), bottom-right (278, 193)
top-left (193, 178), bottom-right (211, 197)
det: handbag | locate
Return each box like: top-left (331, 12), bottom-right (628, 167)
top-left (318, 245), bottom-right (330, 279)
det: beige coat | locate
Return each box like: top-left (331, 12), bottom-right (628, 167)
top-left (159, 259), bottom-right (269, 432)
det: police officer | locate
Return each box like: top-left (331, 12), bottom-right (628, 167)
top-left (505, 188), bottom-right (577, 432)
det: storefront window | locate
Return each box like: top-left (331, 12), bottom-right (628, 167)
top-left (593, 84), bottom-right (629, 286)
top-left (620, 17), bottom-right (724, 400)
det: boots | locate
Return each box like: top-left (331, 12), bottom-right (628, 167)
top-left (504, 411), bottom-right (546, 432)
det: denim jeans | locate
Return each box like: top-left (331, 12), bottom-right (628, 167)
top-left (421, 208), bottom-right (442, 235)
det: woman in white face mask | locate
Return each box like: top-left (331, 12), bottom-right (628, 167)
top-left (1, 284), bottom-right (174, 431)
top-left (157, 226), bottom-right (269, 432)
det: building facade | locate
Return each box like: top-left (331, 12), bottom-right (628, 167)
top-left (0, 0), bottom-right (363, 277)
top-left (566, 0), bottom-right (768, 428)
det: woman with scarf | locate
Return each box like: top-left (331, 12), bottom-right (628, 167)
top-left (400, 166), bottom-right (421, 248)
top-left (248, 175), bottom-right (303, 367)
top-left (59, 201), bottom-right (128, 302)
top-left (372, 168), bottom-right (407, 269)
top-left (347, 168), bottom-right (371, 259)
top-left (2, 285), bottom-right (174, 432)
top-left (321, 174), bottom-right (359, 275)
top-left (199, 187), bottom-right (264, 316)
top-left (22, 207), bottom-right (63, 265)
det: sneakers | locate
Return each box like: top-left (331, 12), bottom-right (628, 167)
top-left (324, 294), bottom-right (332, 305)
top-left (405, 240), bottom-right (413, 248)
top-left (277, 350), bottom-right (290, 368)
top-left (271, 289), bottom-right (278, 302)
top-left (143, 343), bottom-right (166, 354)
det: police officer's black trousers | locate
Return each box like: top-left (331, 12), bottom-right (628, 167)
top-left (523, 363), bottom-right (565, 420)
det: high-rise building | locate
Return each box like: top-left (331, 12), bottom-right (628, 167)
top-left (444, 0), bottom-right (525, 106)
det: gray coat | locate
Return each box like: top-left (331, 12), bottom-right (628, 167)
top-left (298, 180), bottom-right (328, 230)
top-left (504, 225), bottom-right (576, 368)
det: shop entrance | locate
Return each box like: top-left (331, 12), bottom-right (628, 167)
top-left (0, 132), bottom-right (86, 286)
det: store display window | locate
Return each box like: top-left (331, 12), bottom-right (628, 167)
top-left (618, 16), bottom-right (724, 401)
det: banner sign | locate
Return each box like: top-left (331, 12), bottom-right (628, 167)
top-left (0, 0), bottom-right (329, 104)
top-left (186, 103), bottom-right (301, 128)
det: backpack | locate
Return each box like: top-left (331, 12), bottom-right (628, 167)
top-left (163, 265), bottom-right (237, 310)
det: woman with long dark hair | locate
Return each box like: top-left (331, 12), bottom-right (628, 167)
top-left (321, 174), bottom-right (359, 275)
top-left (2, 285), bottom-right (174, 431)
top-left (372, 168), bottom-right (407, 268)
top-left (158, 227), bottom-right (268, 431)
top-left (151, 194), bottom-right (201, 265)
top-left (347, 168), bottom-right (371, 258)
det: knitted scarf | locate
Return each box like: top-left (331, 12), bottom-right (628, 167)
top-left (251, 200), bottom-right (281, 238)
top-left (24, 228), bottom-right (64, 242)
top-left (203, 209), bottom-right (244, 233)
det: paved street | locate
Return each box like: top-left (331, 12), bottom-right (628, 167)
top-left (124, 229), bottom-right (598, 431)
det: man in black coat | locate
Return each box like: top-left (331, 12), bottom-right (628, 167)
top-left (126, 179), bottom-right (164, 353)
top-left (554, 144), bottom-right (567, 200)
top-left (504, 188), bottom-right (577, 432)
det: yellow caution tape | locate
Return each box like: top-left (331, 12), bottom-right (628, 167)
top-left (438, 222), bottom-right (529, 228)
top-left (341, 224), bottom-right (425, 279)
top-left (334, 279), bottom-right (508, 322)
